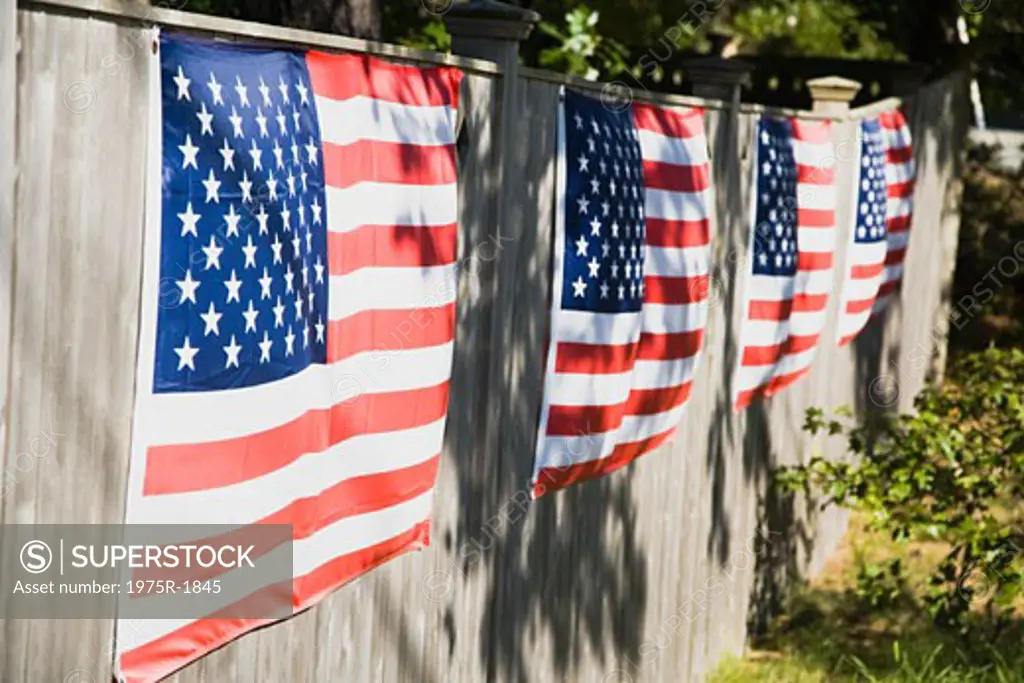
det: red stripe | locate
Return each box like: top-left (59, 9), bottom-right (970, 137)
top-left (328, 223), bottom-right (458, 275)
top-left (798, 208), bottom-right (835, 228)
top-left (642, 159), bottom-right (710, 193)
top-left (633, 102), bottom-right (705, 139)
top-left (889, 180), bottom-right (914, 199)
top-left (645, 274), bottom-right (710, 305)
top-left (326, 304), bottom-right (455, 363)
top-left (637, 330), bottom-right (704, 361)
top-left (119, 523), bottom-right (429, 683)
top-left (143, 382), bottom-right (450, 495)
top-left (878, 110), bottom-right (908, 131)
top-left (734, 368), bottom-right (811, 410)
top-left (748, 293), bottom-right (829, 320)
top-left (323, 139), bottom-right (456, 189)
top-left (624, 382), bottom-right (693, 417)
top-left (798, 251), bottom-right (833, 271)
top-left (547, 403), bottom-right (624, 437)
top-left (887, 146), bottom-right (913, 164)
top-left (645, 217), bottom-right (710, 248)
top-left (851, 262), bottom-right (885, 280)
top-left (797, 163), bottom-right (835, 185)
top-left (533, 428), bottom-right (676, 497)
top-left (877, 280), bottom-right (900, 298)
top-left (885, 248), bottom-right (907, 266)
top-left (846, 296), bottom-right (878, 315)
top-left (888, 215), bottom-right (911, 232)
top-left (742, 334), bottom-right (819, 366)
top-left (792, 118), bottom-right (831, 143)
top-left (554, 340), bottom-right (636, 375)
top-left (306, 51), bottom-right (462, 107)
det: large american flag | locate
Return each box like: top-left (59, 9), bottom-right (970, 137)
top-left (872, 109), bottom-right (915, 315)
top-left (836, 118), bottom-right (889, 345)
top-left (733, 116), bottom-right (835, 410)
top-left (120, 34), bottom-right (462, 682)
top-left (532, 88), bottom-right (711, 497)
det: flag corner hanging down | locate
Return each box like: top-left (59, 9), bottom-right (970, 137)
top-left (532, 87), bottom-right (712, 498)
top-left (121, 32), bottom-right (463, 682)
top-left (733, 115), bottom-right (836, 411)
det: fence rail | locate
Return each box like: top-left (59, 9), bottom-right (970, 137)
top-left (0, 2), bottom-right (969, 682)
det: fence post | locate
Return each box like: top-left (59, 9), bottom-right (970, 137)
top-left (681, 56), bottom-right (753, 107)
top-left (806, 76), bottom-right (861, 116)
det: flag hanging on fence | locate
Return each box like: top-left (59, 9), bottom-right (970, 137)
top-left (872, 109), bottom-right (915, 316)
top-left (532, 88), bottom-right (712, 497)
top-left (733, 116), bottom-right (836, 410)
top-left (836, 118), bottom-right (889, 345)
top-left (120, 33), bottom-right (462, 682)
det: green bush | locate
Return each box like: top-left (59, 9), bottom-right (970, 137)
top-left (777, 348), bottom-right (1024, 642)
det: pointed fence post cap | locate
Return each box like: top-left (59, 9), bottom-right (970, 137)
top-left (806, 76), bottom-right (862, 114)
top-left (443, 0), bottom-right (541, 41)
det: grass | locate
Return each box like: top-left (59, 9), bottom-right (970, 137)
top-left (708, 514), bottom-right (1024, 683)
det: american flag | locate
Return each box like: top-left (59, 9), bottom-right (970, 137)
top-left (532, 88), bottom-right (711, 497)
top-left (872, 109), bottom-right (915, 315)
top-left (733, 116), bottom-right (835, 410)
top-left (120, 34), bottom-right (462, 682)
top-left (836, 118), bottom-right (889, 345)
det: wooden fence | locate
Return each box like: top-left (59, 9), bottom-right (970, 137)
top-left (0, 0), bottom-right (969, 681)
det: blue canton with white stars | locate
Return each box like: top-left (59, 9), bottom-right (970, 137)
top-left (561, 89), bottom-right (646, 314)
top-left (752, 118), bottom-right (800, 278)
top-left (855, 118), bottom-right (888, 244)
top-left (154, 35), bottom-right (328, 393)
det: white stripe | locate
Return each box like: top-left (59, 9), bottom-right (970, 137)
top-left (838, 309), bottom-right (872, 337)
top-left (734, 347), bottom-right (817, 391)
top-left (743, 310), bottom-right (828, 346)
top-left (883, 263), bottom-right (904, 283)
top-left (121, 491), bottom-right (433, 646)
top-left (552, 309), bottom-right (643, 346)
top-left (329, 265), bottom-right (457, 319)
top-left (129, 418), bottom-right (444, 526)
top-left (645, 245), bottom-right (710, 278)
top-left (793, 139), bottom-right (833, 168)
top-left (141, 343), bottom-right (453, 445)
top-left (798, 226), bottom-right (835, 252)
top-left (747, 270), bottom-right (833, 300)
top-left (843, 274), bottom-right (884, 303)
top-left (638, 128), bottom-right (708, 166)
top-left (645, 187), bottom-right (712, 221)
top-left (535, 402), bottom-right (686, 470)
top-left (315, 95), bottom-right (457, 147)
top-left (641, 302), bottom-right (708, 334)
top-left (797, 182), bottom-right (836, 211)
top-left (326, 182), bottom-right (457, 234)
top-left (845, 240), bottom-right (887, 268)
top-left (547, 371), bottom-right (632, 407)
top-left (887, 197), bottom-right (913, 217)
top-left (631, 356), bottom-right (699, 390)
top-left (887, 161), bottom-right (914, 185)
top-left (887, 230), bottom-right (909, 251)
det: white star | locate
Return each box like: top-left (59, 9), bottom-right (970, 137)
top-left (578, 154), bottom-right (590, 173)
top-left (577, 196), bottom-right (590, 215)
top-left (202, 234), bottom-right (223, 270)
top-left (258, 331), bottom-right (273, 363)
top-left (178, 134), bottom-right (199, 170)
top-left (300, 169), bottom-right (309, 192)
top-left (574, 113), bottom-right (584, 129)
top-left (618, 284), bottom-right (626, 300)
top-left (587, 257), bottom-right (600, 278)
top-left (242, 299), bottom-right (259, 332)
top-left (223, 335), bottom-right (242, 368)
top-left (292, 107), bottom-right (301, 131)
top-left (206, 71), bottom-right (224, 105)
top-left (284, 263), bottom-right (294, 293)
top-left (314, 256), bottom-right (325, 284)
top-left (305, 228), bottom-right (313, 252)
top-left (572, 276), bottom-right (586, 297)
top-left (575, 235), bottom-right (589, 256)
top-left (278, 76), bottom-right (290, 104)
top-left (290, 138), bottom-right (301, 165)
top-left (219, 138), bottom-right (236, 171)
top-left (315, 317), bottom-right (325, 343)
top-left (200, 301), bottom-right (223, 336)
top-left (258, 76), bottom-right (272, 106)
top-left (305, 138), bottom-right (318, 165)
top-left (173, 66), bottom-right (191, 101)
top-left (611, 221), bottom-right (620, 238)
top-left (273, 296), bottom-right (286, 327)
top-left (177, 202), bottom-right (200, 237)
top-left (234, 75), bottom-right (250, 107)
top-left (602, 241), bottom-right (610, 257)
top-left (285, 169), bottom-right (296, 195)
top-left (297, 202), bottom-right (306, 226)
top-left (258, 267), bottom-right (273, 299)
top-left (600, 282), bottom-right (610, 299)
top-left (255, 107), bottom-right (269, 137)
top-left (276, 108), bottom-right (288, 136)
top-left (284, 326), bottom-right (295, 356)
top-left (256, 204), bottom-right (270, 235)
top-left (294, 291), bottom-right (303, 320)
top-left (224, 204), bottom-right (242, 237)
top-left (296, 80), bottom-right (309, 105)
top-left (195, 102), bottom-right (214, 136)
top-left (311, 196), bottom-right (323, 224)
top-left (228, 106), bottom-right (244, 138)
top-left (274, 141), bottom-right (285, 170)
top-left (176, 269), bottom-right (200, 304)
top-left (280, 205), bottom-right (291, 231)
top-left (265, 171), bottom-right (278, 201)
top-left (242, 235), bottom-right (258, 268)
top-left (202, 169), bottom-right (221, 203)
top-left (174, 336), bottom-right (198, 370)
top-left (224, 269), bottom-right (242, 303)
top-left (271, 234), bottom-right (284, 264)
top-left (590, 217), bottom-right (601, 236)
top-left (248, 139), bottom-right (264, 171)
top-left (238, 172), bottom-right (253, 204)
top-left (303, 325), bottom-right (309, 349)
top-left (291, 232), bottom-right (301, 256)
top-left (601, 201), bottom-right (610, 216)
top-left (611, 262), bottom-right (619, 279)
top-left (302, 263), bottom-right (309, 287)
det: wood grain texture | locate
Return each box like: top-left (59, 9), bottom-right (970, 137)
top-left (3, 7), bottom-right (967, 683)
